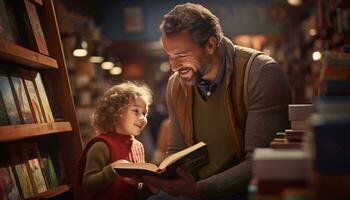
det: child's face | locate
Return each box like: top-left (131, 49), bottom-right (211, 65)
top-left (115, 97), bottom-right (148, 136)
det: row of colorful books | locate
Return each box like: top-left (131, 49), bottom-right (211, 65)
top-left (0, 142), bottom-right (64, 199)
top-left (320, 51), bottom-right (350, 96)
top-left (0, 67), bottom-right (58, 126)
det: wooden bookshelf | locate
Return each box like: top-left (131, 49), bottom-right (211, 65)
top-left (0, 122), bottom-right (72, 142)
top-left (0, 0), bottom-right (83, 199)
top-left (0, 40), bottom-right (58, 69)
top-left (28, 184), bottom-right (71, 200)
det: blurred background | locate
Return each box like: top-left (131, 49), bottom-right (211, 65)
top-left (52, 0), bottom-right (349, 161)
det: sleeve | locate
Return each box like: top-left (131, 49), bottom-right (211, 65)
top-left (82, 141), bottom-right (118, 194)
top-left (165, 76), bottom-right (187, 155)
top-left (197, 55), bottom-right (291, 198)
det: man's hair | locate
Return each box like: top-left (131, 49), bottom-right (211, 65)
top-left (160, 3), bottom-right (223, 47)
top-left (92, 82), bottom-right (152, 133)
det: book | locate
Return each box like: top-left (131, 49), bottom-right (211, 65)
top-left (0, 93), bottom-right (9, 125)
top-left (21, 70), bottom-right (45, 123)
top-left (290, 120), bottom-right (309, 130)
top-left (9, 73), bottom-right (34, 124)
top-left (23, 0), bottom-right (49, 55)
top-left (22, 143), bottom-right (48, 194)
top-left (252, 148), bottom-right (307, 181)
top-left (40, 151), bottom-right (59, 188)
top-left (0, 152), bottom-right (21, 200)
top-left (41, 74), bottom-right (63, 121)
top-left (113, 142), bottom-right (209, 178)
top-left (0, 70), bottom-right (21, 125)
top-left (288, 104), bottom-right (313, 121)
top-left (270, 138), bottom-right (302, 149)
top-left (7, 145), bottom-right (35, 199)
top-left (285, 129), bottom-right (307, 142)
top-left (33, 72), bottom-right (54, 123)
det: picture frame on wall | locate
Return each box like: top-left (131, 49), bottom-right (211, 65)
top-left (123, 5), bottom-right (144, 34)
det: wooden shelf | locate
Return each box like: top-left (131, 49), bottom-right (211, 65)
top-left (0, 122), bottom-right (72, 142)
top-left (0, 40), bottom-right (58, 69)
top-left (28, 184), bottom-right (71, 200)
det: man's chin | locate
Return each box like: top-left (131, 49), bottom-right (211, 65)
top-left (181, 77), bottom-right (196, 85)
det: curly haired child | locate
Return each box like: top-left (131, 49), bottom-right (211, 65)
top-left (77, 82), bottom-right (152, 200)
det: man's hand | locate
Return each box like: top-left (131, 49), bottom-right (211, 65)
top-left (142, 167), bottom-right (201, 197)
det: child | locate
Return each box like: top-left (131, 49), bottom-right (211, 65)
top-left (77, 82), bottom-right (152, 200)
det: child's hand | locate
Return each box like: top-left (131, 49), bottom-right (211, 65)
top-left (111, 160), bottom-right (140, 186)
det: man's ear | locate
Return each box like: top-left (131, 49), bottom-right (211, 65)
top-left (206, 36), bottom-right (218, 54)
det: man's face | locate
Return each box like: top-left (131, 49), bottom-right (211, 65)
top-left (161, 31), bottom-right (212, 85)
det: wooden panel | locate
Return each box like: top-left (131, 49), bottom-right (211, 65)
top-left (0, 122), bottom-right (72, 142)
top-left (0, 40), bottom-right (58, 69)
top-left (41, 2), bottom-right (83, 199)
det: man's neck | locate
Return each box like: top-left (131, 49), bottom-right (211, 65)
top-left (201, 47), bottom-right (224, 82)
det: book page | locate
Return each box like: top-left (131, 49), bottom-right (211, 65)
top-left (159, 142), bottom-right (205, 169)
top-left (114, 162), bottom-right (159, 172)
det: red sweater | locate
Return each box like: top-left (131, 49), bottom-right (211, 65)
top-left (77, 133), bottom-right (145, 200)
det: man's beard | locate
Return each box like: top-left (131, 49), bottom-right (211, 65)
top-left (182, 61), bottom-right (212, 86)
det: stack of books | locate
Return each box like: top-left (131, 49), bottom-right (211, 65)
top-left (308, 51), bottom-right (350, 200)
top-left (250, 148), bottom-right (309, 200)
top-left (270, 104), bottom-right (313, 149)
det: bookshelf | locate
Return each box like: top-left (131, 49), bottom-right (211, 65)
top-left (0, 0), bottom-right (83, 199)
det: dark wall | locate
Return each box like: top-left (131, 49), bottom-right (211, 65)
top-left (99, 0), bottom-right (281, 41)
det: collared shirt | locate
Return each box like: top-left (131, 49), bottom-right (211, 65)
top-left (196, 57), bottom-right (226, 101)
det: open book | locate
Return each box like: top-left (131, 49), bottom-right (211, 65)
top-left (114, 142), bottom-right (209, 179)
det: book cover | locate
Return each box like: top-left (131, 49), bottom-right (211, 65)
top-left (113, 142), bottom-right (209, 179)
top-left (7, 146), bottom-right (35, 199)
top-left (40, 142), bottom-right (68, 185)
top-left (285, 129), bottom-right (307, 142)
top-left (290, 120), bottom-right (309, 131)
top-left (23, 0), bottom-right (49, 55)
top-left (0, 152), bottom-right (21, 200)
top-left (9, 74), bottom-right (34, 124)
top-left (22, 143), bottom-right (48, 194)
top-left (312, 118), bottom-right (350, 173)
top-left (253, 148), bottom-right (307, 181)
top-left (26, 142), bottom-right (59, 189)
top-left (288, 104), bottom-right (313, 121)
top-left (21, 70), bottom-right (45, 123)
top-left (0, 94), bottom-right (9, 125)
top-left (41, 74), bottom-right (63, 121)
top-left (0, 70), bottom-right (21, 125)
top-left (33, 72), bottom-right (54, 123)
top-left (40, 151), bottom-right (59, 188)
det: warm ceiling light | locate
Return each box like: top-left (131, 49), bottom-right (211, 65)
top-left (110, 67), bottom-right (122, 75)
top-left (287, 0), bottom-right (302, 6)
top-left (73, 37), bottom-right (88, 57)
top-left (160, 62), bottom-right (170, 72)
top-left (73, 49), bottom-right (88, 57)
top-left (309, 29), bottom-right (317, 36)
top-left (312, 51), bottom-right (322, 61)
top-left (90, 56), bottom-right (104, 63)
top-left (101, 61), bottom-right (114, 70)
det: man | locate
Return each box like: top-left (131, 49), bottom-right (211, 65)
top-left (143, 3), bottom-right (291, 200)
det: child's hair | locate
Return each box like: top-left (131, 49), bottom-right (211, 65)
top-left (92, 82), bottom-right (152, 133)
